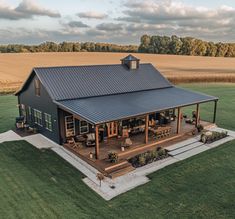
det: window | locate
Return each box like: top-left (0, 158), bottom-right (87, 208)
top-left (65, 116), bottom-right (75, 137)
top-left (34, 109), bottom-right (42, 126)
top-left (34, 79), bottom-right (41, 96)
top-left (80, 120), bottom-right (89, 134)
top-left (131, 60), bottom-right (137, 69)
top-left (44, 113), bottom-right (52, 131)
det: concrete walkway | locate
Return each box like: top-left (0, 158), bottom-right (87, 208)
top-left (0, 127), bottom-right (234, 200)
top-left (0, 130), bottom-right (22, 143)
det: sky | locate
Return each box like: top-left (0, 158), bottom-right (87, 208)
top-left (0, 0), bottom-right (235, 44)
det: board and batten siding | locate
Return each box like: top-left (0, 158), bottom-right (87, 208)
top-left (18, 72), bottom-right (60, 144)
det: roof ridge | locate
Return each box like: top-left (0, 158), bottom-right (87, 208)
top-left (34, 63), bottom-right (151, 70)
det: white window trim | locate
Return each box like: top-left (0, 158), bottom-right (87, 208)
top-left (80, 120), bottom-right (89, 134)
top-left (65, 116), bottom-right (75, 137)
top-left (44, 113), bottom-right (52, 131)
top-left (34, 109), bottom-right (43, 127)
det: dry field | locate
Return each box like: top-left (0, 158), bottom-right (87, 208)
top-left (0, 52), bottom-right (235, 93)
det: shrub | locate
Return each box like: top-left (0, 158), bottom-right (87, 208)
top-left (158, 148), bottom-right (166, 157)
top-left (138, 154), bottom-right (146, 166)
top-left (128, 148), bottom-right (168, 167)
top-left (201, 134), bottom-right (207, 143)
top-left (108, 151), bottom-right (118, 163)
top-left (150, 150), bottom-right (158, 160)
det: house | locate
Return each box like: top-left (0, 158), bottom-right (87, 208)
top-left (15, 55), bottom-right (218, 175)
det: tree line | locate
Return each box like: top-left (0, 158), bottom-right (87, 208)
top-left (139, 35), bottom-right (235, 57)
top-left (0, 35), bottom-right (235, 57)
top-left (0, 42), bottom-right (138, 53)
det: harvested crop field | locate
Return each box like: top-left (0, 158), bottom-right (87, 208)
top-left (0, 52), bottom-right (235, 93)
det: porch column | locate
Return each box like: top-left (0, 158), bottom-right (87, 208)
top-left (95, 125), bottom-right (99, 159)
top-left (145, 114), bottom-right (149, 144)
top-left (213, 100), bottom-right (218, 124)
top-left (177, 107), bottom-right (181, 134)
top-left (195, 104), bottom-right (200, 127)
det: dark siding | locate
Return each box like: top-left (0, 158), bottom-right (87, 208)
top-left (58, 108), bottom-right (94, 144)
top-left (18, 73), bottom-right (60, 144)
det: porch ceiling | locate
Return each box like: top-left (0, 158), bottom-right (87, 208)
top-left (55, 87), bottom-right (218, 125)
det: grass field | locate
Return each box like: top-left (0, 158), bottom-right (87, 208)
top-left (0, 140), bottom-right (234, 218)
top-left (0, 95), bottom-right (18, 133)
top-left (0, 84), bottom-right (235, 218)
top-left (1, 52), bottom-right (235, 93)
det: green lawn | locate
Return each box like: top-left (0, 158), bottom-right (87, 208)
top-left (0, 140), bottom-right (234, 218)
top-left (181, 83), bottom-right (235, 131)
top-left (0, 95), bottom-right (18, 133)
top-left (0, 84), bottom-right (235, 218)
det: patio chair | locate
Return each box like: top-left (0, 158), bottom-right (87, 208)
top-left (122, 128), bottom-right (129, 138)
top-left (15, 116), bottom-right (25, 130)
top-left (86, 133), bottom-right (96, 147)
top-left (67, 137), bottom-right (82, 150)
top-left (121, 138), bottom-right (132, 148)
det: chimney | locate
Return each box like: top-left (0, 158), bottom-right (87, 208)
top-left (121, 54), bottom-right (140, 70)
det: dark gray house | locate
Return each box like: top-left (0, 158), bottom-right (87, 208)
top-left (15, 55), bottom-right (218, 165)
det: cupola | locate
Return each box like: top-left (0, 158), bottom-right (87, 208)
top-left (121, 54), bottom-right (140, 70)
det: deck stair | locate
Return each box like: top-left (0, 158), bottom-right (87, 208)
top-left (105, 161), bottom-right (135, 179)
top-left (167, 141), bottom-right (204, 156)
top-left (166, 137), bottom-right (209, 159)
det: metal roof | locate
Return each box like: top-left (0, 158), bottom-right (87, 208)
top-left (55, 87), bottom-right (218, 125)
top-left (33, 63), bottom-right (172, 101)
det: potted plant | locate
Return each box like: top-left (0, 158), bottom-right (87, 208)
top-left (108, 151), bottom-right (118, 163)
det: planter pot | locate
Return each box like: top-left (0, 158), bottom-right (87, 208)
top-left (121, 146), bottom-right (125, 152)
top-left (89, 153), bottom-right (93, 159)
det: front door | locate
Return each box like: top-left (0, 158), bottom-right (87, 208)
top-left (107, 122), bottom-right (118, 137)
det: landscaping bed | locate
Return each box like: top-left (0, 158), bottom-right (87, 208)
top-left (201, 130), bottom-right (228, 144)
top-left (128, 147), bottom-right (169, 168)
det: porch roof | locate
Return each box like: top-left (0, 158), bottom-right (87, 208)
top-left (55, 87), bottom-right (218, 125)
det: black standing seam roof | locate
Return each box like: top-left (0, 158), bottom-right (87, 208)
top-left (33, 63), bottom-right (172, 101)
top-left (55, 87), bottom-right (218, 125)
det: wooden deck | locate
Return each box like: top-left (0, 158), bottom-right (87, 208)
top-left (64, 120), bottom-right (214, 177)
top-left (13, 128), bottom-right (37, 137)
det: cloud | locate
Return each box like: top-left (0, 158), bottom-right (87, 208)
top-left (119, 0), bottom-right (235, 26)
top-left (96, 22), bottom-right (123, 31)
top-left (77, 11), bottom-right (108, 19)
top-left (113, 0), bottom-right (235, 42)
top-left (67, 21), bottom-right (89, 28)
top-left (0, 0), bottom-right (60, 20)
top-left (1, 0), bottom-right (235, 44)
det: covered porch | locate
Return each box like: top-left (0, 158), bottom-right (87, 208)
top-left (75, 119), bottom-right (213, 161)
top-left (57, 86), bottom-right (218, 175)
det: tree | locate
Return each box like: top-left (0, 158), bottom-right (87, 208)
top-left (216, 42), bottom-right (229, 57)
top-left (225, 44), bottom-right (235, 57)
top-left (139, 34), bottom-right (151, 53)
top-left (194, 40), bottom-right (207, 56)
top-left (73, 43), bottom-right (81, 52)
top-left (206, 42), bottom-right (217, 57)
top-left (169, 35), bottom-right (183, 54)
